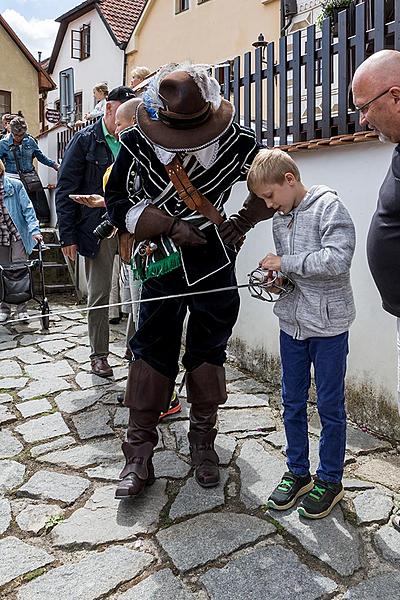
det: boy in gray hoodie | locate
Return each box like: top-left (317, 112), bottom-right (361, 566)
top-left (248, 149), bottom-right (356, 519)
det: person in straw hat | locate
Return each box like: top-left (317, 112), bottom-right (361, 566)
top-left (105, 62), bottom-right (273, 500)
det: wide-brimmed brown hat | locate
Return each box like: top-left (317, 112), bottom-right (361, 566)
top-left (137, 69), bottom-right (234, 152)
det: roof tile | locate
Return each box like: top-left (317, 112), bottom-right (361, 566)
top-left (98, 0), bottom-right (147, 46)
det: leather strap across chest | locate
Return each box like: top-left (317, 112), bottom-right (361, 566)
top-left (164, 156), bottom-right (224, 226)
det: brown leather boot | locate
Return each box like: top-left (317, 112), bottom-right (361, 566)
top-left (115, 441), bottom-right (155, 499)
top-left (115, 359), bottom-right (175, 500)
top-left (186, 363), bottom-right (227, 489)
top-left (188, 428), bottom-right (220, 487)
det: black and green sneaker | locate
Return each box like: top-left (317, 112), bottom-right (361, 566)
top-left (267, 471), bottom-right (313, 511)
top-left (297, 478), bottom-right (344, 519)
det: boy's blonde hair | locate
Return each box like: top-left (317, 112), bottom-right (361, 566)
top-left (0, 160), bottom-right (4, 176)
top-left (247, 148), bottom-right (301, 191)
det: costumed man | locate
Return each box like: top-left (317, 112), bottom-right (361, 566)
top-left (105, 63), bottom-right (274, 500)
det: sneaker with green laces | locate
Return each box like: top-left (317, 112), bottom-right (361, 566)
top-left (297, 478), bottom-right (344, 519)
top-left (267, 471), bottom-right (313, 511)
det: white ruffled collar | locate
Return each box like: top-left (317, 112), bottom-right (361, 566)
top-left (153, 140), bottom-right (219, 170)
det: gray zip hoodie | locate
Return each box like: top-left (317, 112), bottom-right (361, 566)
top-left (273, 185), bottom-right (356, 340)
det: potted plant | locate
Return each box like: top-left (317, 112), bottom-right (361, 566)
top-left (317, 0), bottom-right (355, 36)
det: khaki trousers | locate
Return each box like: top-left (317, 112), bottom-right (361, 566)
top-left (84, 236), bottom-right (118, 358)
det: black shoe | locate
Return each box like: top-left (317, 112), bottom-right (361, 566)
top-left (109, 317), bottom-right (121, 325)
top-left (297, 478), bottom-right (344, 519)
top-left (267, 471), bottom-right (313, 511)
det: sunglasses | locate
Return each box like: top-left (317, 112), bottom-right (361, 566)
top-left (354, 88), bottom-right (392, 114)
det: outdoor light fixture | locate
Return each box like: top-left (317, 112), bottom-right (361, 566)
top-left (252, 33), bottom-right (269, 64)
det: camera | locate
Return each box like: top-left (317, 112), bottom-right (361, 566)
top-left (93, 218), bottom-right (115, 240)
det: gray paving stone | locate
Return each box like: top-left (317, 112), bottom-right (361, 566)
top-left (54, 389), bottom-right (106, 413)
top-left (24, 360), bottom-right (75, 380)
top-left (0, 359), bottom-right (22, 377)
top-left (112, 365), bottom-right (128, 382)
top-left (0, 536), bottom-right (54, 587)
top-left (15, 412), bottom-right (70, 443)
top-left (51, 482), bottom-right (167, 547)
top-left (0, 429), bottom-right (23, 458)
top-left (17, 546), bottom-right (154, 600)
top-left (0, 340), bottom-right (17, 351)
top-left (353, 489), bottom-right (393, 524)
top-left (16, 502), bottom-right (63, 534)
top-left (113, 568), bottom-right (196, 600)
top-left (225, 365), bottom-right (248, 382)
top-left (38, 338), bottom-right (75, 354)
top-left (374, 524), bottom-right (400, 564)
top-left (76, 372), bottom-right (112, 389)
top-left (0, 459), bottom-right (26, 492)
top-left (265, 430), bottom-right (287, 449)
top-left (343, 573), bottom-right (400, 599)
top-left (72, 407), bottom-right (113, 440)
top-left (38, 438), bottom-right (121, 468)
top-left (20, 333), bottom-right (65, 346)
top-left (114, 406), bottom-right (129, 427)
top-left (18, 470), bottom-right (90, 505)
top-left (0, 403), bottom-right (16, 424)
top-left (343, 478), bottom-right (375, 491)
top-left (169, 420), bottom-right (190, 455)
top-left (274, 506), bottom-right (361, 576)
top-left (200, 545), bottom-right (337, 600)
top-left (0, 497), bottom-right (11, 534)
top-left (0, 392), bottom-right (12, 403)
top-left (218, 408), bottom-right (275, 434)
top-left (65, 323), bottom-right (88, 336)
top-left (85, 462), bottom-right (124, 481)
top-left (227, 378), bottom-right (267, 394)
top-left (170, 470), bottom-right (229, 519)
top-left (0, 377), bottom-right (28, 389)
top-left (156, 512), bottom-right (275, 572)
top-left (65, 345), bottom-right (92, 363)
top-left (16, 398), bottom-right (52, 418)
top-left (3, 347), bottom-right (52, 364)
top-left (238, 440), bottom-right (285, 508)
top-left (221, 393), bottom-right (269, 409)
top-left (17, 378), bottom-right (70, 400)
top-left (153, 450), bottom-right (191, 479)
top-left (30, 436), bottom-right (76, 458)
top-left (355, 457), bottom-right (400, 491)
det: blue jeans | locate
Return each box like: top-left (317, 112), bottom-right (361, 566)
top-left (280, 330), bottom-right (348, 483)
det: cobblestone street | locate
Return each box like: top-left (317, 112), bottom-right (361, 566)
top-left (0, 302), bottom-right (399, 599)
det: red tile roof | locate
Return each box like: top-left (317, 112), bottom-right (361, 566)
top-left (98, 0), bottom-right (147, 46)
top-left (278, 131), bottom-right (379, 153)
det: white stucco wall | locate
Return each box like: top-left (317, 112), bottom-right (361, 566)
top-left (47, 9), bottom-right (125, 118)
top-left (228, 140), bottom-right (398, 410)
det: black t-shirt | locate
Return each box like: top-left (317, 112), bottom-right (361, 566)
top-left (367, 145), bottom-right (400, 317)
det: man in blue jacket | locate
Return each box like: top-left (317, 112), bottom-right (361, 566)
top-left (55, 86), bottom-right (135, 377)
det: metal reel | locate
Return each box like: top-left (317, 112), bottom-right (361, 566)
top-left (248, 268), bottom-right (295, 302)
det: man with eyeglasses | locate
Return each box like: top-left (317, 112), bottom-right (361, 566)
top-left (352, 49), bottom-right (400, 535)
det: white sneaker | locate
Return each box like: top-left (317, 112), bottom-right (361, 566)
top-left (0, 312), bottom-right (9, 323)
top-left (17, 311), bottom-right (29, 323)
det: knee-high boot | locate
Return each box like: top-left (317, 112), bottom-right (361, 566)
top-left (186, 362), bottom-right (227, 488)
top-left (115, 359), bottom-right (175, 499)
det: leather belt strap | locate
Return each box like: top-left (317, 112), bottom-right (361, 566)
top-left (165, 156), bottom-right (224, 226)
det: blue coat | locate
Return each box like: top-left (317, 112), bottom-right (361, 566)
top-left (3, 177), bottom-right (40, 254)
top-left (55, 119), bottom-right (113, 257)
top-left (0, 134), bottom-right (57, 174)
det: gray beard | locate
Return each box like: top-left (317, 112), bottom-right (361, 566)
top-left (378, 132), bottom-right (392, 143)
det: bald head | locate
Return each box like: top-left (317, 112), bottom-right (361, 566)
top-left (115, 98), bottom-right (141, 136)
top-left (352, 50), bottom-right (400, 143)
top-left (353, 50), bottom-right (400, 92)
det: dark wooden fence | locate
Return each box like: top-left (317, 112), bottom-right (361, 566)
top-left (57, 0), bottom-right (397, 158)
top-left (218, 0), bottom-right (398, 145)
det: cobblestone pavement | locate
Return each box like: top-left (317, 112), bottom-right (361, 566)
top-left (0, 303), bottom-right (399, 599)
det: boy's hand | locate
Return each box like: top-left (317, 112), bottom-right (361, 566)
top-left (259, 253), bottom-right (282, 271)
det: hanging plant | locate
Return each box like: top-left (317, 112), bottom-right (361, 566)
top-left (316, 0), bottom-right (353, 30)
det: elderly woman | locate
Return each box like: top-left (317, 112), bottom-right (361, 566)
top-left (0, 159), bottom-right (42, 323)
top-left (0, 117), bottom-right (58, 225)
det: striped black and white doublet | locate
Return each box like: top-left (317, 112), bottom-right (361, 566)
top-left (106, 122), bottom-right (258, 231)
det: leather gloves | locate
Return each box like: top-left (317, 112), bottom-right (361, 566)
top-left (135, 205), bottom-right (206, 247)
top-left (219, 192), bottom-right (275, 246)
